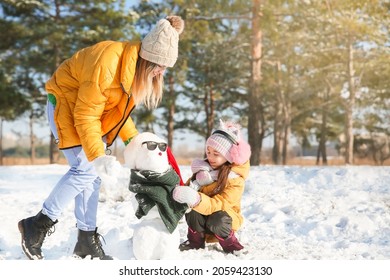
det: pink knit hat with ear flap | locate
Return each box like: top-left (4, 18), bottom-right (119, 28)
top-left (206, 120), bottom-right (251, 165)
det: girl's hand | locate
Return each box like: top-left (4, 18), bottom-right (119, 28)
top-left (195, 170), bottom-right (214, 186)
top-left (172, 186), bottom-right (201, 208)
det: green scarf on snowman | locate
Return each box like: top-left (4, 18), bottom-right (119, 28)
top-left (128, 168), bottom-right (188, 233)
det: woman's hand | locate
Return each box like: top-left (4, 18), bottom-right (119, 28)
top-left (93, 155), bottom-right (123, 186)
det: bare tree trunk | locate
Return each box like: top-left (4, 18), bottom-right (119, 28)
top-left (273, 61), bottom-right (290, 165)
top-left (281, 65), bottom-right (292, 165)
top-left (316, 86), bottom-right (330, 165)
top-left (272, 115), bottom-right (282, 165)
top-left (345, 38), bottom-right (356, 164)
top-left (248, 0), bottom-right (264, 165)
top-left (273, 84), bottom-right (283, 165)
top-left (282, 111), bottom-right (291, 165)
top-left (273, 61), bottom-right (282, 164)
top-left (0, 118), bottom-right (3, 165)
top-left (166, 75), bottom-right (175, 148)
top-left (29, 114), bottom-right (35, 165)
top-left (202, 80), bottom-right (215, 159)
top-left (204, 78), bottom-right (215, 139)
top-left (317, 101), bottom-right (328, 165)
top-left (49, 0), bottom-right (62, 164)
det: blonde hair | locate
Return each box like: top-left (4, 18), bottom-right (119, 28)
top-left (131, 57), bottom-right (164, 109)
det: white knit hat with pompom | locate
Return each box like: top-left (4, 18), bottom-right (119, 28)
top-left (139, 15), bottom-right (185, 67)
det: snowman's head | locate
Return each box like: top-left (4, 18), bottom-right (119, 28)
top-left (123, 132), bottom-right (170, 173)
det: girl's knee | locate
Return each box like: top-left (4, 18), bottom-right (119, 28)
top-left (185, 211), bottom-right (206, 232)
top-left (206, 211), bottom-right (232, 238)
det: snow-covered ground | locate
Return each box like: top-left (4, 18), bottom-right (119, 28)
top-left (0, 164), bottom-right (389, 278)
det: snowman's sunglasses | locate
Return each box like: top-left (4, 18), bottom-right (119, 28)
top-left (142, 141), bottom-right (168, 152)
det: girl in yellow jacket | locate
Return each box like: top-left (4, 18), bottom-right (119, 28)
top-left (18, 16), bottom-right (184, 260)
top-left (173, 120), bottom-right (251, 253)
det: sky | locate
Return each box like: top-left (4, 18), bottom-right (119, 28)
top-left (0, 163), bottom-right (389, 279)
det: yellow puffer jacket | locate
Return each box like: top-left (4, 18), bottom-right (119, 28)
top-left (45, 41), bottom-right (141, 161)
top-left (191, 161), bottom-right (250, 242)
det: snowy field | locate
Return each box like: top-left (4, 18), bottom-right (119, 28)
top-left (0, 164), bottom-right (389, 278)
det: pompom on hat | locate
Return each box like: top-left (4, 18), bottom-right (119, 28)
top-left (139, 15), bottom-right (185, 68)
top-left (206, 120), bottom-right (251, 165)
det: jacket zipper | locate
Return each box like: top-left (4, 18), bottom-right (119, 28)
top-left (104, 83), bottom-right (135, 148)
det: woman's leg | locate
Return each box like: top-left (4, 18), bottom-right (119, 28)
top-left (42, 100), bottom-right (100, 230)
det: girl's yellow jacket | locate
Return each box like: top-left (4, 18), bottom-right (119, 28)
top-left (45, 41), bottom-right (141, 161)
top-left (192, 160), bottom-right (250, 241)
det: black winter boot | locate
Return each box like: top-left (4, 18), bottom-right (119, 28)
top-left (216, 230), bottom-right (244, 253)
top-left (18, 210), bottom-right (58, 260)
top-left (179, 227), bottom-right (205, 251)
top-left (73, 228), bottom-right (113, 260)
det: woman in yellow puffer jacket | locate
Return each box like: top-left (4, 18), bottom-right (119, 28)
top-left (18, 16), bottom-right (184, 260)
top-left (173, 120), bottom-right (252, 254)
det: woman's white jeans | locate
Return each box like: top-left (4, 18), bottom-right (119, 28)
top-left (42, 100), bottom-right (101, 231)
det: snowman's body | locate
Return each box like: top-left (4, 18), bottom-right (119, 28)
top-left (131, 208), bottom-right (180, 260)
top-left (124, 132), bottom-right (182, 260)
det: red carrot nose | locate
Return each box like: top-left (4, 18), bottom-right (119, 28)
top-left (159, 152), bottom-right (162, 156)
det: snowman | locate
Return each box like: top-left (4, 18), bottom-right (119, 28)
top-left (123, 132), bottom-right (188, 260)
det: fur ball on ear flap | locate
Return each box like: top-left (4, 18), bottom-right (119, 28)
top-left (230, 140), bottom-right (251, 165)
